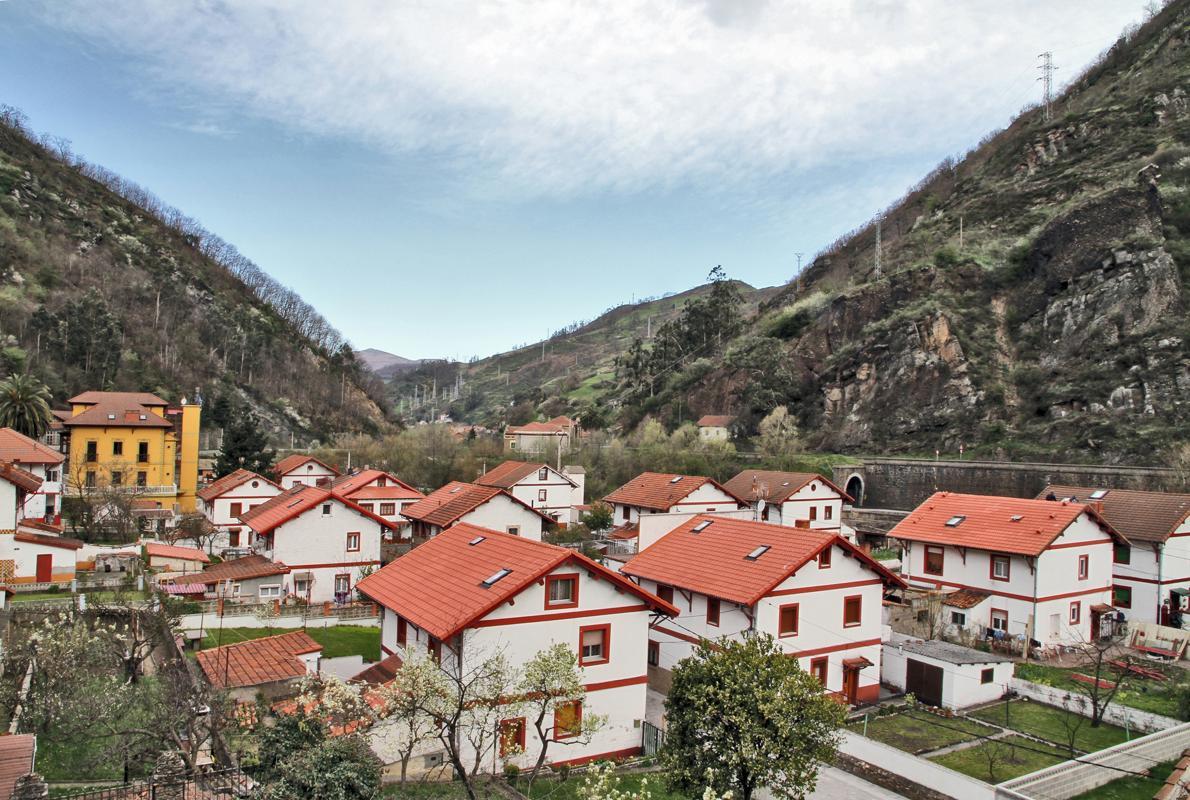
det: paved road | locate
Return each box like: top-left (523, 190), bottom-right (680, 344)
top-left (807, 767), bottom-right (905, 800)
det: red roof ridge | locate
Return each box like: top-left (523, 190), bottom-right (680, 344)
top-left (196, 630), bottom-right (321, 688)
top-left (273, 453), bottom-right (341, 477)
top-left (197, 469), bottom-right (280, 502)
top-left (604, 472), bottom-right (746, 511)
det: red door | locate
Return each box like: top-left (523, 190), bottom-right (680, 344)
top-left (35, 554), bottom-right (52, 583)
top-left (843, 666), bottom-right (860, 705)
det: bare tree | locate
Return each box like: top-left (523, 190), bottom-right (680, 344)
top-left (1069, 632), bottom-right (1132, 728)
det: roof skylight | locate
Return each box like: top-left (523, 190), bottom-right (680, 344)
top-left (691, 520), bottom-right (712, 533)
top-left (1089, 489), bottom-right (1108, 500)
top-left (480, 568), bottom-right (512, 588)
top-left (1010, 515), bottom-right (1024, 522)
top-left (744, 545), bottom-right (771, 561)
top-left (669, 476), bottom-right (683, 484)
top-left (468, 536), bottom-right (486, 546)
top-left (449, 487), bottom-right (462, 494)
top-left (945, 515), bottom-right (966, 527)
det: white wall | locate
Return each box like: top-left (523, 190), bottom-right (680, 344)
top-left (637, 508), bottom-right (753, 552)
top-left (880, 644), bottom-right (1013, 709)
top-left (774, 481), bottom-right (845, 530)
top-left (459, 496), bottom-right (545, 541)
top-left (200, 478), bottom-right (281, 552)
top-left (279, 462), bottom-right (337, 489)
top-left (501, 466), bottom-right (578, 526)
top-left (0, 481), bottom-right (18, 530)
top-left (21, 463), bottom-right (62, 522)
top-left (1113, 517), bottom-right (1190, 625)
top-left (2, 532), bottom-right (76, 583)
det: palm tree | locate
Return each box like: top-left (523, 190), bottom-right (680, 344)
top-left (0, 373), bottom-right (53, 438)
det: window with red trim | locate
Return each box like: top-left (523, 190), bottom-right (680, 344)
top-left (1078, 554), bottom-right (1089, 580)
top-left (809, 657), bottom-right (828, 685)
top-left (924, 545), bottom-right (945, 575)
top-left (647, 640), bottom-right (660, 666)
top-left (545, 574), bottom-right (579, 610)
top-left (825, 505), bottom-right (833, 520)
top-left (499, 718), bottom-right (526, 757)
top-left (538, 489), bottom-right (548, 502)
top-left (843, 595), bottom-right (862, 627)
top-left (990, 554), bottom-right (1010, 582)
top-left (554, 701), bottom-right (582, 740)
top-left (229, 502), bottom-right (243, 517)
top-left (1113, 585), bottom-right (1132, 608)
top-left (778, 603), bottom-right (799, 637)
top-left (379, 502), bottom-right (396, 516)
top-left (346, 532), bottom-right (361, 552)
top-left (706, 597), bottom-right (720, 627)
top-left (657, 584), bottom-right (674, 605)
top-left (991, 609), bottom-right (1008, 632)
top-left (818, 547), bottom-right (832, 568)
top-left (578, 624), bottom-right (610, 666)
top-left (809, 506), bottom-right (818, 521)
top-left (1069, 601), bottom-right (1081, 625)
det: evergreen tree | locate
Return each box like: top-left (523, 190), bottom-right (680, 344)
top-left (215, 407), bottom-right (273, 477)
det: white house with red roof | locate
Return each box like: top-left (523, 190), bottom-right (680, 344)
top-left (197, 469), bottom-right (282, 552)
top-left (144, 542), bottom-right (209, 574)
top-left (695, 414), bottom-right (733, 442)
top-left (622, 515), bottom-right (902, 705)
top-left (400, 481), bottom-right (552, 541)
top-left (0, 427), bottom-right (65, 525)
top-left (476, 461), bottom-right (584, 525)
top-left (724, 470), bottom-right (852, 531)
top-left (889, 492), bottom-right (1127, 646)
top-left (273, 454), bottom-right (341, 489)
top-left (604, 472), bottom-right (744, 551)
top-left (503, 416), bottom-right (579, 454)
top-left (329, 469), bottom-right (424, 534)
top-left (241, 484), bottom-right (393, 603)
top-left (356, 523), bottom-right (676, 775)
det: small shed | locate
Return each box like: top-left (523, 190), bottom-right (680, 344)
top-left (882, 639), bottom-right (1014, 710)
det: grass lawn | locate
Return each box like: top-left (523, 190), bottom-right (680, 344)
top-left (11, 588), bottom-right (149, 604)
top-left (971, 699), bottom-right (1130, 753)
top-left (200, 625), bottom-right (380, 660)
top-left (1072, 760), bottom-right (1177, 799)
top-left (36, 736), bottom-right (123, 782)
top-left (526, 773), bottom-right (691, 800)
top-left (381, 783), bottom-right (473, 798)
top-left (930, 735), bottom-right (1071, 783)
top-left (1015, 663), bottom-right (1185, 720)
top-left (847, 710), bottom-right (992, 754)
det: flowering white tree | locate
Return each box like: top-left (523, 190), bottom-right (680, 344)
top-left (518, 643), bottom-right (604, 791)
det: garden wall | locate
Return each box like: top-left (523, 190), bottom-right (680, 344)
top-left (838, 730), bottom-right (997, 800)
top-left (1009, 678), bottom-right (1180, 733)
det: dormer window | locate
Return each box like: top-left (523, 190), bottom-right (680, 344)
top-left (481, 568), bottom-right (512, 588)
top-left (945, 515), bottom-right (966, 527)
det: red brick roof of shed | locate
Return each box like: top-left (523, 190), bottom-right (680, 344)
top-left (144, 542), bottom-right (210, 563)
top-left (604, 472), bottom-right (745, 511)
top-left (356, 523), bottom-right (676, 642)
top-left (197, 630), bottom-right (321, 689)
top-left (696, 414), bottom-right (734, 427)
top-left (889, 492), bottom-right (1125, 556)
top-left (623, 514), bottom-right (903, 605)
top-left (173, 554), bottom-right (290, 585)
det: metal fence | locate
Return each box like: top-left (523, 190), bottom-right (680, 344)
top-left (52, 767), bottom-right (256, 799)
top-left (642, 721), bottom-right (665, 757)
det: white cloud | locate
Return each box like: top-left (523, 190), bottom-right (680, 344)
top-left (44, 0), bottom-right (1147, 196)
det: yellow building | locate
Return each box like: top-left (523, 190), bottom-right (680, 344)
top-left (61, 391), bottom-right (202, 513)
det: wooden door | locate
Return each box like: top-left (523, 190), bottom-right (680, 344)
top-left (905, 658), bottom-right (943, 707)
top-left (35, 553), bottom-right (52, 583)
top-left (843, 666), bottom-right (860, 705)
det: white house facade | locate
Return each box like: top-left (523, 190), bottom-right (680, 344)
top-left (724, 470), bottom-right (851, 531)
top-left (273, 455), bottom-right (341, 489)
top-left (197, 469), bottom-right (282, 552)
top-left (476, 461), bottom-right (584, 525)
top-left (0, 428), bottom-right (65, 525)
top-left (400, 481), bottom-right (551, 541)
top-left (603, 473), bottom-right (744, 549)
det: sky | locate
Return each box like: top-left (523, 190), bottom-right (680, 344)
top-left (0, 1), bottom-right (1154, 360)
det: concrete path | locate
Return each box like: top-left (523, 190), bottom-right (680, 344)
top-left (807, 766), bottom-right (906, 799)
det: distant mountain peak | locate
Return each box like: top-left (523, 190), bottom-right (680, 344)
top-left (356, 348), bottom-right (422, 376)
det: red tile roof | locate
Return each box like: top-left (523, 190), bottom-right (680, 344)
top-left (197, 630), bottom-right (321, 689)
top-left (14, 531), bottom-right (81, 550)
top-left (273, 454), bottom-right (340, 477)
top-left (197, 469), bottom-right (279, 503)
top-left (475, 461), bottom-right (570, 489)
top-left (507, 416), bottom-right (575, 435)
top-left (0, 428), bottom-right (63, 465)
top-left (0, 734), bottom-right (36, 799)
top-left (69, 391), bottom-right (168, 406)
top-left (400, 481), bottom-right (551, 529)
top-left (604, 472), bottom-right (745, 512)
top-left (889, 492), bottom-right (1125, 556)
top-left (1038, 485), bottom-right (1190, 544)
top-left (0, 462), bottom-right (41, 494)
top-left (725, 470), bottom-right (853, 504)
top-left (240, 483), bottom-right (394, 535)
top-left (62, 400), bottom-right (173, 428)
top-left (623, 515), bottom-right (904, 605)
top-left (329, 469), bottom-right (423, 502)
top-left (351, 652), bottom-right (405, 686)
top-left (144, 542), bottom-right (210, 563)
top-left (696, 414), bottom-right (734, 428)
top-left (174, 554), bottom-right (289, 585)
top-left (942, 589), bottom-right (989, 609)
top-left (357, 523), bottom-right (676, 641)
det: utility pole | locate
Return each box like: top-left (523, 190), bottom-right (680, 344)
top-left (873, 217), bottom-right (883, 279)
top-left (795, 252), bottom-right (804, 294)
top-left (1037, 52), bottom-right (1057, 122)
top-left (959, 216), bottom-right (964, 251)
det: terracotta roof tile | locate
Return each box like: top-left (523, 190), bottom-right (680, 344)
top-left (889, 492), bottom-right (1125, 557)
top-left (623, 514), bottom-right (903, 605)
top-left (724, 470), bottom-right (853, 504)
top-left (1038, 485), bottom-right (1190, 544)
top-left (144, 542), bottom-right (210, 563)
top-left (0, 462), bottom-right (41, 494)
top-left (696, 414), bottom-right (734, 427)
top-left (62, 400), bottom-right (173, 428)
top-left (400, 481), bottom-right (550, 529)
top-left (357, 523), bottom-right (675, 641)
top-left (273, 454), bottom-right (340, 477)
top-left (329, 469), bottom-right (423, 502)
top-left (604, 472), bottom-right (745, 511)
top-left (351, 652), bottom-right (405, 686)
top-left (14, 531), bottom-right (82, 550)
top-left (507, 416), bottom-right (574, 435)
top-left (197, 630), bottom-right (321, 689)
top-left (197, 469), bottom-right (279, 503)
top-left (476, 461), bottom-right (554, 489)
top-left (240, 484), bottom-right (394, 535)
top-left (0, 428), bottom-right (63, 465)
top-left (68, 391), bottom-right (168, 406)
top-left (942, 589), bottom-right (989, 609)
top-left (0, 734), bottom-right (36, 799)
top-left (174, 554), bottom-right (289, 585)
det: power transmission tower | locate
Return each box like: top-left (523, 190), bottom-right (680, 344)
top-left (795, 252), bottom-right (804, 294)
top-left (873, 217), bottom-right (883, 279)
top-left (1037, 52), bottom-right (1057, 122)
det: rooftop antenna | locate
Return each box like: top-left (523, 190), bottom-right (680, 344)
top-left (1037, 52), bottom-right (1057, 122)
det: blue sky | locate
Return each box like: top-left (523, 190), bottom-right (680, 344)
top-left (0, 1), bottom-right (1151, 360)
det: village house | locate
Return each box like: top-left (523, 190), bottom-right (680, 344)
top-left (328, 469), bottom-right (424, 536)
top-left (197, 630), bottom-right (322, 701)
top-left (889, 492), bottom-right (1126, 647)
top-left (143, 541), bottom-right (209, 574)
top-left (273, 454), bottom-right (340, 489)
top-left (881, 639), bottom-right (1014, 710)
top-left (58, 391), bottom-right (202, 513)
top-left (241, 484), bottom-right (391, 603)
top-left (399, 481), bottom-right (552, 541)
top-left (356, 523), bottom-right (677, 775)
top-left (604, 472), bottom-right (744, 551)
top-left (695, 414), bottom-right (733, 442)
top-left (1039, 485), bottom-right (1190, 627)
top-left (167, 553), bottom-right (291, 601)
top-left (0, 427), bottom-right (65, 526)
top-left (724, 470), bottom-right (851, 531)
top-left (503, 416), bottom-right (579, 454)
top-left (196, 468), bottom-right (282, 552)
top-left (0, 462), bottom-right (82, 587)
top-left (622, 515), bottom-right (901, 704)
top-left (475, 461), bottom-right (585, 525)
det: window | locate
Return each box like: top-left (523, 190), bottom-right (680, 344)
top-left (818, 547), bottom-right (832, 568)
top-left (322, 503), bottom-right (332, 516)
top-left (334, 574), bottom-right (351, 596)
top-left (229, 528), bottom-right (240, 547)
top-left (656, 585), bottom-right (674, 605)
top-left (843, 595), bottom-right (862, 627)
top-left (111, 471), bottom-right (123, 486)
top-left (545, 574), bottom-right (578, 609)
top-left (924, 545), bottom-right (945, 576)
top-left (46, 469), bottom-right (59, 482)
top-left (622, 506), bottom-right (630, 521)
top-left (112, 440), bottom-right (123, 456)
top-left (950, 611), bottom-right (966, 626)
top-left (358, 502), bottom-right (374, 513)
top-left (538, 468), bottom-right (548, 480)
top-left (430, 638), bottom-right (442, 664)
top-left (778, 604), bottom-right (799, 637)
top-left (137, 442), bottom-right (149, 463)
top-left (745, 545), bottom-right (771, 561)
top-left (136, 471), bottom-right (147, 487)
top-left (85, 441), bottom-right (98, 462)
top-left (229, 502), bottom-right (243, 517)
top-left (647, 640), bottom-right (659, 666)
top-left (1078, 554), bottom-right (1089, 580)
top-left (809, 506), bottom-right (818, 521)
top-left (377, 476), bottom-right (386, 487)
top-left (481, 569), bottom-right (512, 588)
top-left (825, 505), bottom-right (833, 520)
top-left (259, 585), bottom-right (281, 599)
top-left (506, 526), bottom-right (520, 536)
top-left (379, 503), bottom-right (396, 516)
top-left (990, 554), bottom-right (1011, 581)
top-left (991, 609), bottom-right (1008, 632)
top-left (981, 668), bottom-right (994, 685)
top-left (1114, 543), bottom-right (1131, 565)
top-left (706, 597), bottom-right (720, 627)
top-left (579, 625), bottom-right (610, 666)
top-left (394, 617), bottom-right (408, 647)
top-left (499, 718), bottom-right (526, 757)
top-left (945, 515), bottom-right (966, 527)
top-left (554, 701), bottom-right (582, 740)
top-left (346, 532), bottom-right (361, 552)
top-left (1069, 601), bottom-right (1081, 625)
top-left (85, 471), bottom-right (96, 488)
top-left (1113, 585), bottom-right (1132, 608)
top-left (538, 488), bottom-right (548, 502)
top-left (809, 657), bottom-right (828, 685)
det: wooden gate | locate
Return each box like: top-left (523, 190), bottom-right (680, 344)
top-left (905, 658), bottom-right (944, 707)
